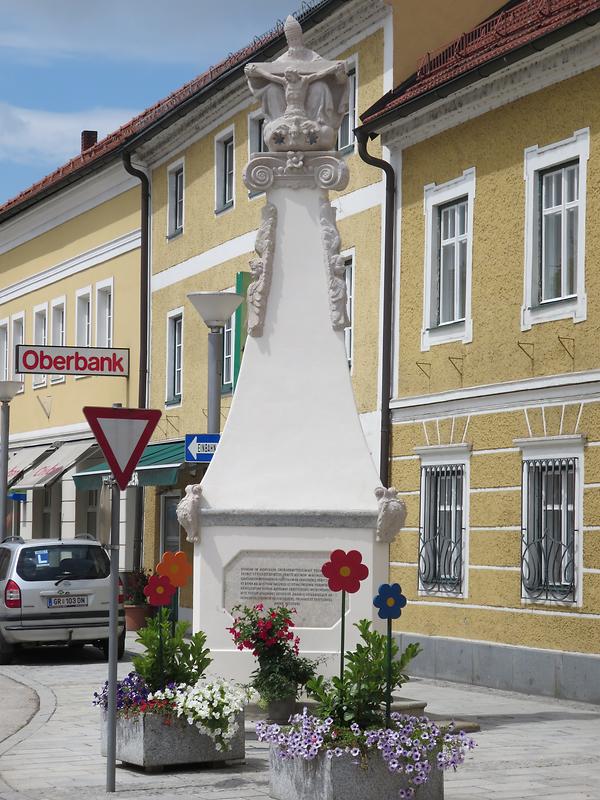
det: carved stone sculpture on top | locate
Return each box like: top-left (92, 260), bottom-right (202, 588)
top-left (245, 16), bottom-right (348, 153)
top-left (374, 486), bottom-right (407, 544)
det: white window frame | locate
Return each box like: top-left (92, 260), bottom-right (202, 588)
top-left (415, 443), bottom-right (471, 599)
top-left (0, 318), bottom-right (8, 383)
top-left (522, 128), bottom-right (589, 330)
top-left (515, 435), bottom-right (584, 606)
top-left (247, 111), bottom-right (268, 199)
top-left (32, 302), bottom-right (48, 388)
top-left (341, 248), bottom-right (355, 372)
top-left (166, 307), bottom-right (184, 406)
top-left (337, 56), bottom-right (358, 154)
top-left (167, 158), bottom-right (185, 238)
top-left (75, 286), bottom-right (92, 347)
top-left (95, 278), bottom-right (113, 348)
top-left (215, 126), bottom-right (235, 213)
top-left (422, 168), bottom-right (475, 351)
top-left (11, 312), bottom-right (25, 391)
top-left (50, 296), bottom-right (66, 384)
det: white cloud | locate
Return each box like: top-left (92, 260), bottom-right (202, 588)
top-left (0, 0), bottom-right (309, 65)
top-left (0, 102), bottom-right (138, 166)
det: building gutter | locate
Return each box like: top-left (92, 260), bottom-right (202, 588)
top-left (359, 8), bottom-right (600, 136)
top-left (121, 152), bottom-right (150, 574)
top-left (355, 130), bottom-right (395, 486)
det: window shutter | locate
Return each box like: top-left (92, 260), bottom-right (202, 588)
top-left (233, 271), bottom-right (251, 390)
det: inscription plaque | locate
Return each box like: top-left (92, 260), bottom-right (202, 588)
top-left (223, 550), bottom-right (338, 628)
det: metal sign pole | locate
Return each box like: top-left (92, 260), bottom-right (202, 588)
top-left (106, 478), bottom-right (120, 793)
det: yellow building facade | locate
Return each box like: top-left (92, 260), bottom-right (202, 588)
top-left (0, 160), bottom-right (142, 566)
top-left (360, 0), bottom-right (600, 700)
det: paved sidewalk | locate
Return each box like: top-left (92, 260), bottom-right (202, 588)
top-left (0, 634), bottom-right (599, 799)
top-left (0, 676), bottom-right (38, 745)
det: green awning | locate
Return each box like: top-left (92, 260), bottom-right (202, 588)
top-left (72, 440), bottom-right (186, 490)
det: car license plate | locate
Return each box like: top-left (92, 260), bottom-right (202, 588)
top-left (47, 595), bottom-right (88, 608)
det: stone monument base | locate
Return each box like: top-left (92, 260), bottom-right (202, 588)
top-left (194, 515), bottom-right (388, 683)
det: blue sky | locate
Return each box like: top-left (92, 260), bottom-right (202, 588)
top-left (0, 0), bottom-right (313, 205)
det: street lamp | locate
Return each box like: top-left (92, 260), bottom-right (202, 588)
top-left (0, 381), bottom-right (22, 541)
top-left (187, 292), bottom-right (243, 434)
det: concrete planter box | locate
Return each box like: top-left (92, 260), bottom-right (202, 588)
top-left (101, 711), bottom-right (245, 770)
top-left (268, 745), bottom-right (444, 800)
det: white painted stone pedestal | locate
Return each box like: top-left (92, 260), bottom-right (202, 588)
top-left (177, 17), bottom-right (405, 683)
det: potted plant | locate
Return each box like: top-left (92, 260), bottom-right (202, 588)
top-left (123, 568), bottom-right (151, 631)
top-left (256, 551), bottom-right (477, 800)
top-left (95, 607), bottom-right (251, 770)
top-left (228, 604), bottom-right (316, 721)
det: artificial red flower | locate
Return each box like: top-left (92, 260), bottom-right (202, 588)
top-left (156, 550), bottom-right (192, 588)
top-left (143, 573), bottom-right (177, 606)
top-left (321, 549), bottom-right (369, 593)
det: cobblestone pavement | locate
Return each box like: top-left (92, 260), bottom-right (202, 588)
top-left (0, 634), bottom-right (599, 799)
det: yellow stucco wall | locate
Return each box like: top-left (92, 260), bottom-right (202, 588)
top-left (398, 68), bottom-right (600, 398)
top-left (0, 188), bottom-right (141, 435)
top-left (390, 401), bottom-right (600, 654)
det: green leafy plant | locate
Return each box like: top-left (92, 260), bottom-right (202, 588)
top-left (306, 619), bottom-right (421, 727)
top-left (252, 649), bottom-right (316, 705)
top-left (132, 607), bottom-right (212, 690)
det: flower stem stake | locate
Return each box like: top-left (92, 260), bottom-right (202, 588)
top-left (373, 583), bottom-right (407, 727)
top-left (321, 550), bottom-right (369, 712)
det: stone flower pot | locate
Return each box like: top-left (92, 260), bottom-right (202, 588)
top-left (101, 711), bottom-right (245, 771)
top-left (266, 696), bottom-right (297, 722)
top-left (268, 745), bottom-right (444, 800)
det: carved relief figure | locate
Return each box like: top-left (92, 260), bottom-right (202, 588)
top-left (245, 16), bottom-right (348, 152)
top-left (375, 487), bottom-right (408, 544)
top-left (319, 195), bottom-right (350, 330)
top-left (247, 203), bottom-right (277, 337)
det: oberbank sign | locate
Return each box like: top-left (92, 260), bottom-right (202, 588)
top-left (16, 345), bottom-right (129, 377)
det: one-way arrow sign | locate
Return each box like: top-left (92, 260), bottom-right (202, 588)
top-left (83, 406), bottom-right (162, 490)
top-left (185, 433), bottom-right (220, 463)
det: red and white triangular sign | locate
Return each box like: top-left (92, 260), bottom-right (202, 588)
top-left (83, 406), bottom-right (162, 491)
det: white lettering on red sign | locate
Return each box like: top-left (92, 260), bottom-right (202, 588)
top-left (16, 346), bottom-right (129, 377)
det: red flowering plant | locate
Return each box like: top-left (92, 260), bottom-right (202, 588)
top-left (228, 604), bottom-right (316, 706)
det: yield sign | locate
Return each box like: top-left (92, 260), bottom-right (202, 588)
top-left (83, 406), bottom-right (162, 491)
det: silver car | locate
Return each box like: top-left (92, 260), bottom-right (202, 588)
top-left (0, 536), bottom-right (125, 664)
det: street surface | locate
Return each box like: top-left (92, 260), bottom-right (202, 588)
top-left (0, 634), bottom-right (599, 799)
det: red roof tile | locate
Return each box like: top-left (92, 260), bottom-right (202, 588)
top-left (361, 0), bottom-right (600, 127)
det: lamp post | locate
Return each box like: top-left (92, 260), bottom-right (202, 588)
top-left (0, 381), bottom-right (22, 541)
top-left (187, 292), bottom-right (243, 434)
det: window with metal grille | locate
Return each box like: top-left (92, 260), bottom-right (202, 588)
top-left (419, 464), bottom-right (464, 593)
top-left (522, 458), bottom-right (576, 602)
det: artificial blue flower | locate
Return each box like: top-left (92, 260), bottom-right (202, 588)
top-left (373, 583), bottom-right (407, 619)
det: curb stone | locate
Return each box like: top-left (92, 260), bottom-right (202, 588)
top-left (0, 667), bottom-right (57, 757)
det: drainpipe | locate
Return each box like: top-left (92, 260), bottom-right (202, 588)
top-left (122, 152), bottom-right (150, 573)
top-left (355, 130), bottom-right (396, 486)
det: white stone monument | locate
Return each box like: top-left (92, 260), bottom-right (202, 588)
top-left (177, 17), bottom-right (406, 680)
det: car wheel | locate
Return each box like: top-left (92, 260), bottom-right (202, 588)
top-left (100, 629), bottom-right (126, 661)
top-left (0, 636), bottom-right (14, 665)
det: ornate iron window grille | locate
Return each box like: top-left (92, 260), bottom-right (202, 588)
top-left (521, 458), bottom-right (576, 602)
top-left (419, 464), bottom-right (464, 594)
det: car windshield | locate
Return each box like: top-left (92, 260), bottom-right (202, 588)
top-left (16, 545), bottom-right (110, 582)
